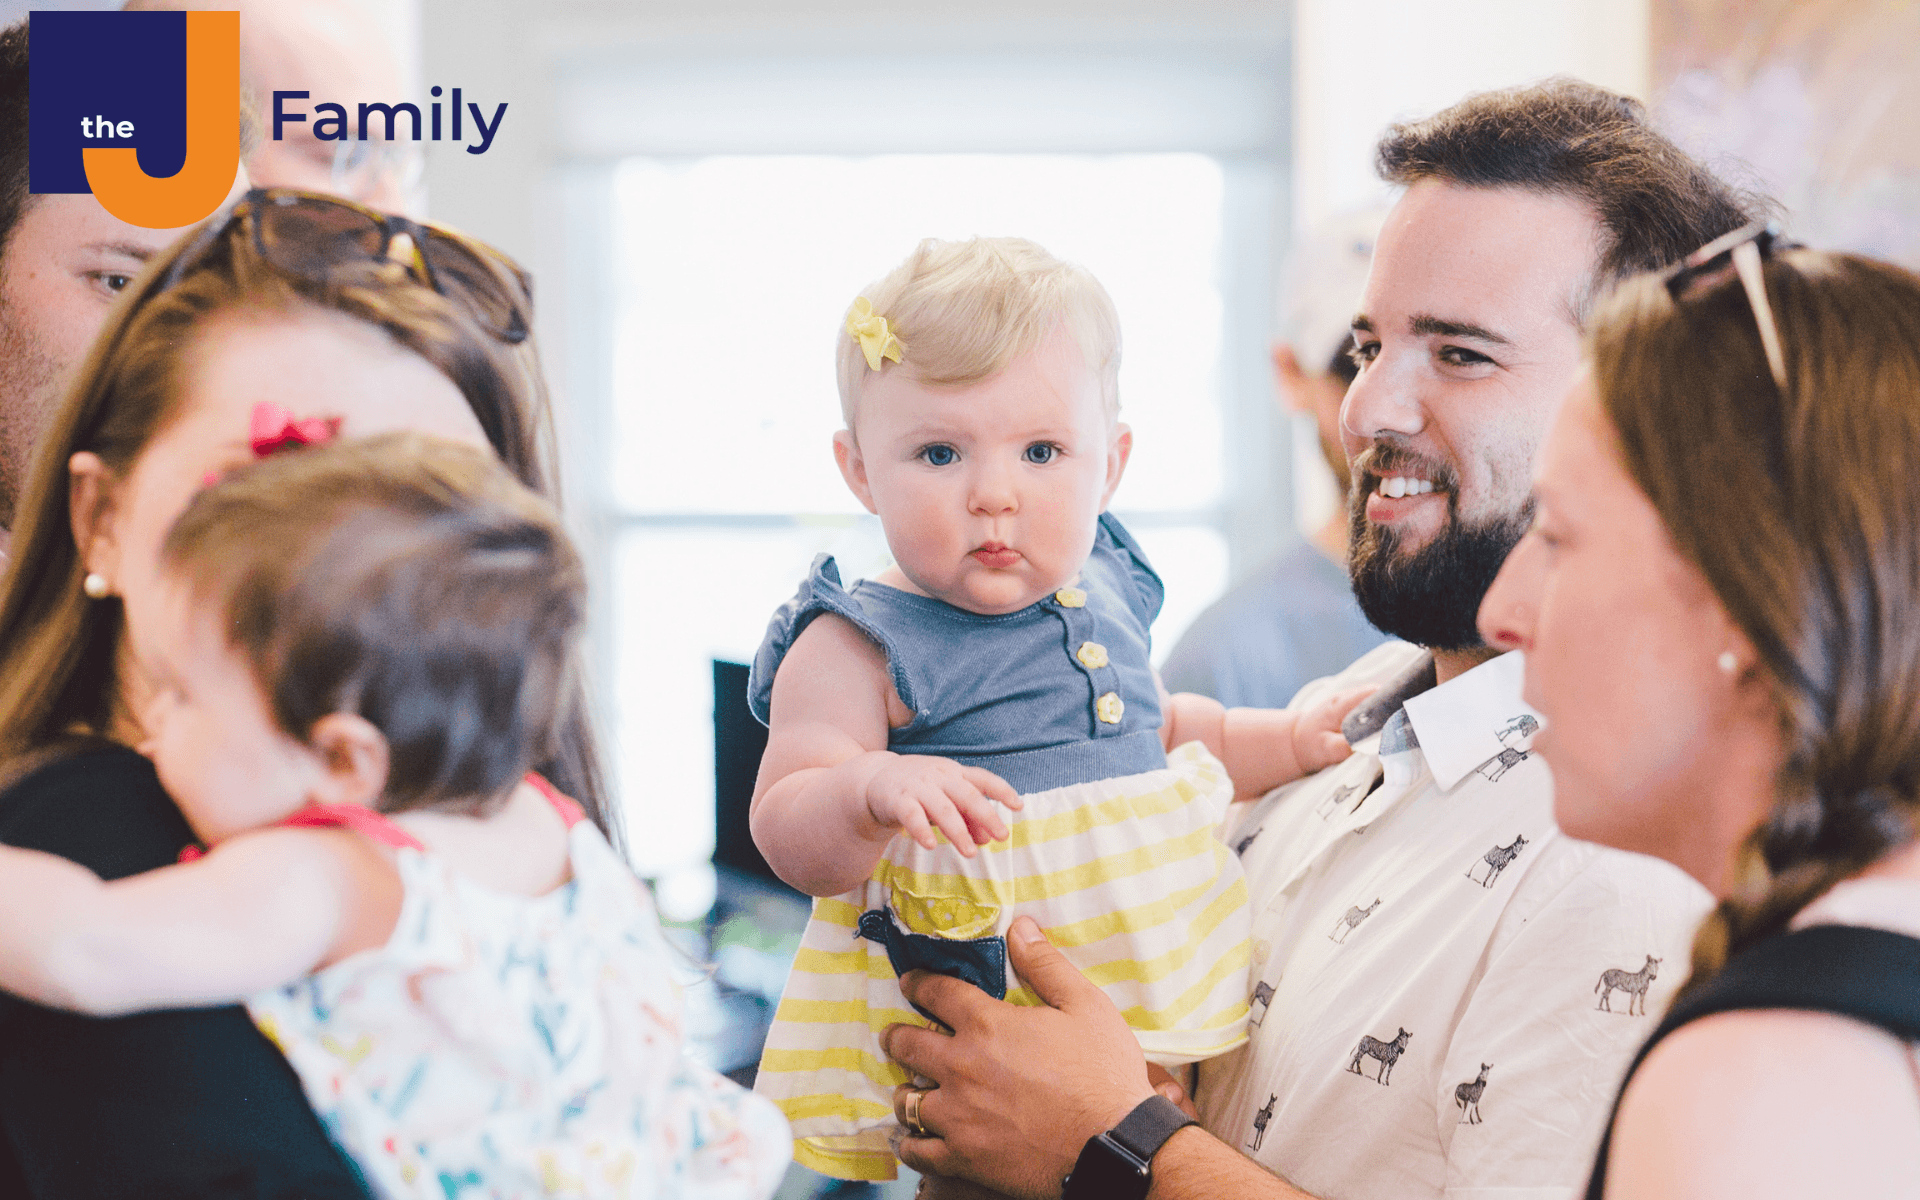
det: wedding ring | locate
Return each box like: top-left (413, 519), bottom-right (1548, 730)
top-left (902, 1086), bottom-right (930, 1138)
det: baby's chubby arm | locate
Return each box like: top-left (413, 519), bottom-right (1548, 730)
top-left (1160, 685), bottom-right (1374, 801)
top-left (751, 613), bottom-right (1021, 898)
top-left (0, 826), bottom-right (400, 1016)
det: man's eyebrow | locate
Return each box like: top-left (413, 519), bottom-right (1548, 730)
top-left (1351, 314), bottom-right (1374, 334)
top-left (1410, 314), bottom-right (1511, 345)
top-left (87, 241), bottom-right (157, 261)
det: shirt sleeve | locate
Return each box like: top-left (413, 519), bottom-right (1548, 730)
top-left (0, 747), bottom-right (374, 1200)
top-left (1434, 836), bottom-right (1714, 1200)
top-left (1095, 513), bottom-right (1166, 630)
top-left (746, 553), bottom-right (917, 726)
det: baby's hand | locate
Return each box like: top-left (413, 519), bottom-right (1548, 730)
top-left (863, 755), bottom-right (1023, 856)
top-left (1291, 685), bottom-right (1378, 775)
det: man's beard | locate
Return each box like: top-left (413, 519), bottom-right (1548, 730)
top-left (1346, 450), bottom-right (1532, 652)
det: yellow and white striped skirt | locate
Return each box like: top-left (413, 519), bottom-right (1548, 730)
top-left (753, 740), bottom-right (1250, 1181)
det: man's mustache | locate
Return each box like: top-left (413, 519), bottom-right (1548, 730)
top-left (1350, 443), bottom-right (1460, 493)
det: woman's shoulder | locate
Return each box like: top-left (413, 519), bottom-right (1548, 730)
top-left (0, 740), bottom-right (193, 879)
top-left (1611, 1007), bottom-right (1920, 1198)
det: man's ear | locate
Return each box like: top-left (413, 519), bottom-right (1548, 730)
top-left (1273, 343), bottom-right (1313, 414)
top-left (305, 713), bottom-right (391, 809)
top-left (69, 451), bottom-right (122, 587)
top-left (1098, 423), bottom-right (1133, 511)
top-left (833, 429), bottom-right (879, 515)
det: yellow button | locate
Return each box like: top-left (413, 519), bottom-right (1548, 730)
top-left (1076, 641), bottom-right (1109, 670)
top-left (1096, 692), bottom-right (1125, 724)
top-left (1054, 587), bottom-right (1087, 608)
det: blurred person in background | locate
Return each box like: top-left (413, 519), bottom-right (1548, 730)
top-left (0, 21), bottom-right (248, 563)
top-left (1160, 210), bottom-right (1393, 708)
top-left (126, 0), bottom-right (419, 213)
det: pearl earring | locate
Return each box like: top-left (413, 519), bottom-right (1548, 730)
top-left (82, 572), bottom-right (110, 599)
top-left (1717, 651), bottom-right (1738, 675)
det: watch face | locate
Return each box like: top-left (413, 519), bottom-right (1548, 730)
top-left (1064, 1134), bottom-right (1151, 1200)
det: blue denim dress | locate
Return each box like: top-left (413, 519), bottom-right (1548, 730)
top-left (749, 514), bottom-right (1250, 1181)
top-left (748, 513), bottom-right (1170, 792)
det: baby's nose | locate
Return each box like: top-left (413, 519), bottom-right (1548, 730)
top-left (967, 468), bottom-right (1019, 514)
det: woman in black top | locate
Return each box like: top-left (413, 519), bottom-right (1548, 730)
top-left (0, 190), bottom-right (617, 1197)
top-left (1476, 234), bottom-right (1920, 1195)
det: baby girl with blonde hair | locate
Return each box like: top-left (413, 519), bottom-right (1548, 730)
top-left (748, 237), bottom-right (1368, 1180)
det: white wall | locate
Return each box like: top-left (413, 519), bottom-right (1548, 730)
top-left (1292, 0), bottom-right (1651, 232)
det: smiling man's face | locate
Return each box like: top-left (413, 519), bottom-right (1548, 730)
top-left (0, 194), bottom-right (206, 531)
top-left (1339, 179), bottom-right (1600, 652)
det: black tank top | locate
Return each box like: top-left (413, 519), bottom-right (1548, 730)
top-left (1585, 923), bottom-right (1920, 1198)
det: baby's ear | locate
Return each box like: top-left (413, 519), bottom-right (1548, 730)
top-left (833, 429), bottom-right (879, 515)
top-left (306, 713), bottom-right (391, 808)
top-left (1099, 422), bottom-right (1134, 510)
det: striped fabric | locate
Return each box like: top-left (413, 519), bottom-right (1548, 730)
top-left (754, 741), bottom-right (1251, 1181)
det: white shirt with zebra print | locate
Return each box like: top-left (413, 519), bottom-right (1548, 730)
top-left (1198, 642), bottom-right (1713, 1200)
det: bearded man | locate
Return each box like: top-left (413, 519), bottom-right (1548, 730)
top-left (878, 79), bottom-right (1766, 1200)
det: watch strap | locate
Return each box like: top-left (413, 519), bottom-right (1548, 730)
top-left (1062, 1095), bottom-right (1196, 1199)
top-left (1108, 1093), bottom-right (1197, 1162)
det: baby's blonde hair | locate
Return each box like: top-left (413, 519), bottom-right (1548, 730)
top-left (836, 237), bottom-right (1122, 427)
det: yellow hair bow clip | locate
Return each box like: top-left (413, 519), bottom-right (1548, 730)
top-left (846, 297), bottom-right (905, 372)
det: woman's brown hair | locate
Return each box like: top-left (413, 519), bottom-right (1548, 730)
top-left (0, 206), bottom-right (618, 843)
top-left (1589, 249), bottom-right (1920, 989)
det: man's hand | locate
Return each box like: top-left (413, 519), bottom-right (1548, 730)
top-left (866, 755), bottom-right (1021, 855)
top-left (882, 916), bottom-right (1157, 1199)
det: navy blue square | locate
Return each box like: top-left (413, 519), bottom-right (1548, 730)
top-left (28, 10), bottom-right (189, 195)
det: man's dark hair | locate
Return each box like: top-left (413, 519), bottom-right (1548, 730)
top-left (0, 22), bottom-right (30, 263)
top-left (1376, 77), bottom-right (1757, 307)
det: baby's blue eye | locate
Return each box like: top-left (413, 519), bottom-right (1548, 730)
top-left (920, 444), bottom-right (957, 467)
top-left (1023, 443), bottom-right (1057, 465)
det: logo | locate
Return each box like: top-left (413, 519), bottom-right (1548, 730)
top-left (28, 9), bottom-right (240, 229)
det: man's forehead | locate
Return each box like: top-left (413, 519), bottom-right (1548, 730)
top-left (1358, 180), bottom-right (1601, 335)
top-left (12, 194), bottom-right (184, 263)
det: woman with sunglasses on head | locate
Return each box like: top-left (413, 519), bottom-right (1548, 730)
top-left (1477, 225), bottom-right (1920, 1199)
top-left (0, 190), bottom-right (614, 1198)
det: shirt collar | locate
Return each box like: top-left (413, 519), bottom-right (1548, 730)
top-left (1399, 651), bottom-right (1542, 791)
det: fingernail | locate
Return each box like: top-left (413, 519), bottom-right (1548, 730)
top-left (1157, 1083), bottom-right (1183, 1101)
top-left (1011, 915), bottom-right (1043, 945)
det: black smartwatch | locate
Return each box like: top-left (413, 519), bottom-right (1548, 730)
top-left (1061, 1094), bottom-right (1196, 1200)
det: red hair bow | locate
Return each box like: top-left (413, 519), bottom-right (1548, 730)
top-left (249, 402), bottom-right (341, 458)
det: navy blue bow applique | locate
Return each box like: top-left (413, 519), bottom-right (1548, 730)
top-left (855, 908), bottom-right (1007, 1018)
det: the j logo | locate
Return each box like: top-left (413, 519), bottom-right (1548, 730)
top-left (28, 10), bottom-right (241, 229)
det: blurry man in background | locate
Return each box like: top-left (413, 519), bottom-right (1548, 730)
top-left (0, 22), bottom-right (248, 560)
top-left (127, 0), bottom-right (417, 213)
top-left (1160, 210), bottom-right (1392, 707)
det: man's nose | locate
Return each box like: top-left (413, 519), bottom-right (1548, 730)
top-left (1477, 529), bottom-right (1545, 652)
top-left (1340, 351), bottom-right (1426, 457)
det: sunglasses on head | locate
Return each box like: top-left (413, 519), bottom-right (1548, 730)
top-left (158, 188), bottom-right (532, 344)
top-left (1662, 220), bottom-right (1802, 391)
